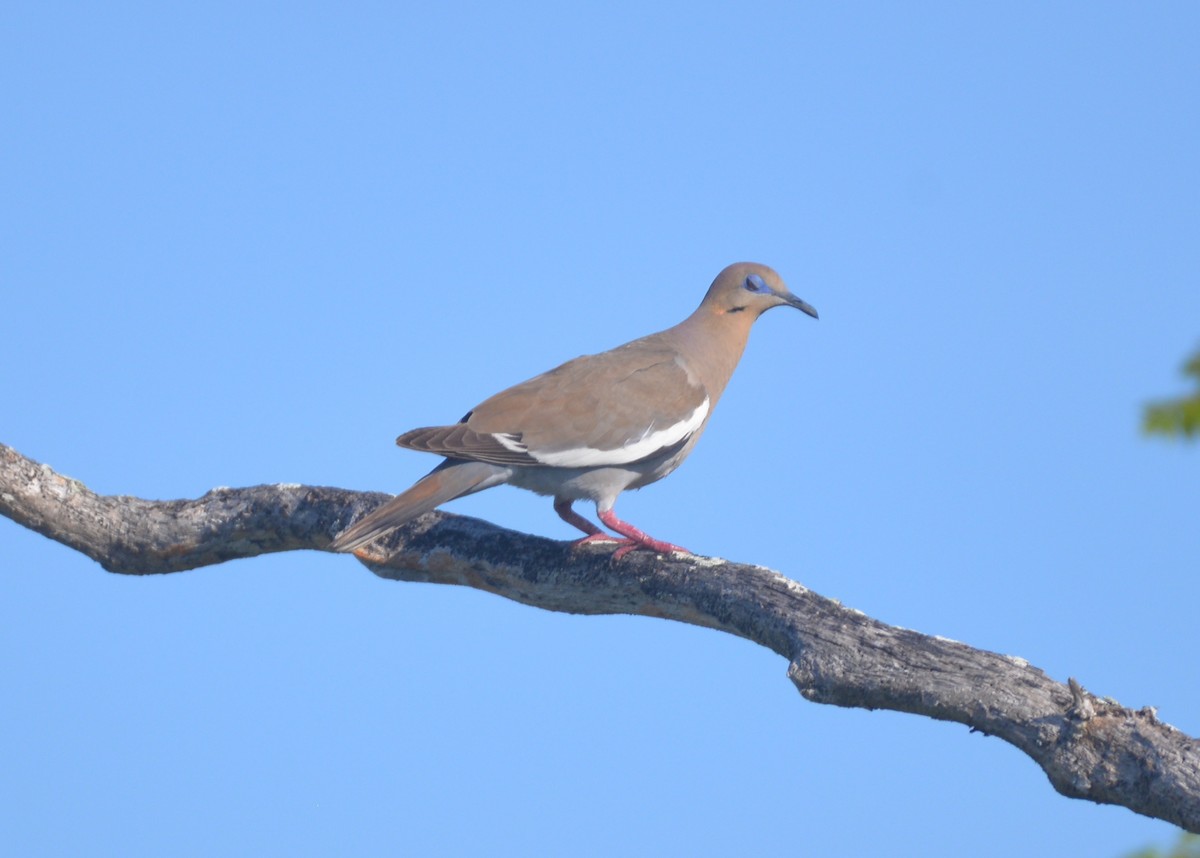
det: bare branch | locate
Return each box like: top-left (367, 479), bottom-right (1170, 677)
top-left (2, 441), bottom-right (1197, 831)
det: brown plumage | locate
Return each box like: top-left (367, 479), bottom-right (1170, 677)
top-left (330, 262), bottom-right (817, 558)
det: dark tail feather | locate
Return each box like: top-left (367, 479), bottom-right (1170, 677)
top-left (329, 460), bottom-right (506, 552)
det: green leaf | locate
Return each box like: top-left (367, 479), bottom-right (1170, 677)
top-left (1144, 347), bottom-right (1200, 441)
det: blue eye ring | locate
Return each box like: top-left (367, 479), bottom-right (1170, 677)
top-left (744, 273), bottom-right (767, 292)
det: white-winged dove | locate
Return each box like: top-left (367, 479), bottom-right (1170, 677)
top-left (331, 262), bottom-right (818, 558)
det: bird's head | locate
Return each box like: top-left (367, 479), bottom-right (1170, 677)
top-left (701, 262), bottom-right (819, 321)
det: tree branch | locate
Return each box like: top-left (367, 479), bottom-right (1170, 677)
top-left (2, 441), bottom-right (1197, 831)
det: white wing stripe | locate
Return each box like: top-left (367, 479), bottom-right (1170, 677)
top-left (493, 433), bottom-right (528, 454)
top-left (511, 397), bottom-right (710, 468)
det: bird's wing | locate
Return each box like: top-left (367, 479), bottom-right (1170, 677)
top-left (396, 342), bottom-right (710, 469)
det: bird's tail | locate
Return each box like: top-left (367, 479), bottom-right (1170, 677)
top-left (329, 460), bottom-right (506, 553)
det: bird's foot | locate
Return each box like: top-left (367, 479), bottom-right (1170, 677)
top-left (571, 532), bottom-right (623, 548)
top-left (570, 532), bottom-right (688, 560)
top-left (596, 509), bottom-right (692, 560)
top-left (610, 536), bottom-right (691, 561)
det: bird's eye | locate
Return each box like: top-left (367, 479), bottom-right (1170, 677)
top-left (744, 273), bottom-right (767, 292)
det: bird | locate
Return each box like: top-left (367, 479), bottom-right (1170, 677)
top-left (330, 261), bottom-right (818, 559)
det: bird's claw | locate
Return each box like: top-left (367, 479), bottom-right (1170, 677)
top-left (571, 532), bottom-right (691, 560)
top-left (611, 539), bottom-right (691, 561)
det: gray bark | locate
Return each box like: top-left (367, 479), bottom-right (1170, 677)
top-left (2, 441), bottom-right (1197, 832)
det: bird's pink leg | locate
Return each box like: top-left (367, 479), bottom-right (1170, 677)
top-left (597, 509), bottom-right (691, 560)
top-left (555, 498), bottom-right (618, 542)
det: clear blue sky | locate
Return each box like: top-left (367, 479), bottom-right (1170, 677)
top-left (3, 2), bottom-right (1198, 855)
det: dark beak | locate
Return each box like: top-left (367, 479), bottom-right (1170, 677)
top-left (784, 293), bottom-right (819, 319)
